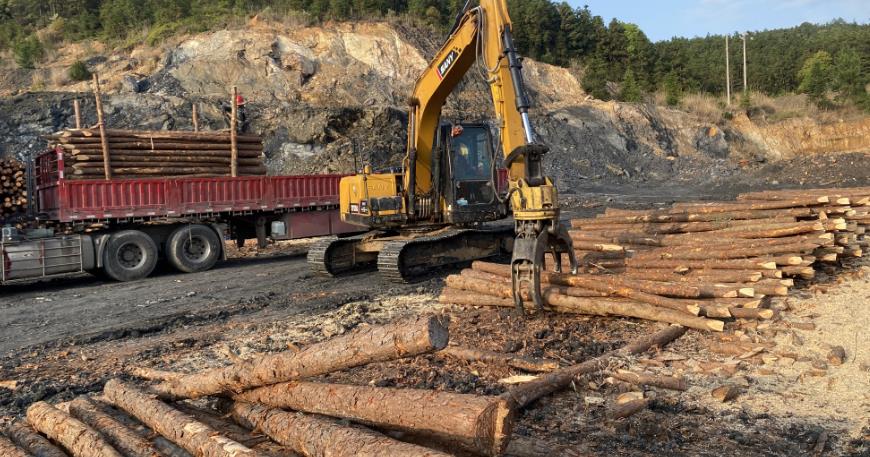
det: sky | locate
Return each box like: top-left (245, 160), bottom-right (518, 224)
top-left (569, 0), bottom-right (870, 41)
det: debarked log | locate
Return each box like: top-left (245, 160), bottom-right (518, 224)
top-left (26, 401), bottom-right (123, 457)
top-left (151, 314), bottom-right (450, 399)
top-left (227, 402), bottom-right (451, 457)
top-left (103, 380), bottom-right (264, 457)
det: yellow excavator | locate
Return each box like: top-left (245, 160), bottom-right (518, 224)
top-left (308, 0), bottom-right (577, 311)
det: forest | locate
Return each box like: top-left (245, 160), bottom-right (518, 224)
top-left (1, 0), bottom-right (868, 108)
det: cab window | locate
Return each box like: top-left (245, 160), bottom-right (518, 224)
top-left (451, 128), bottom-right (492, 181)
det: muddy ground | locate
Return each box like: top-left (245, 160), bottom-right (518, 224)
top-left (1, 191), bottom-right (869, 457)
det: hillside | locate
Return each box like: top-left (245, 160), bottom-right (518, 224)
top-left (0, 19), bottom-right (869, 196)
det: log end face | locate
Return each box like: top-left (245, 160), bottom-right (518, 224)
top-left (478, 398), bottom-right (515, 457)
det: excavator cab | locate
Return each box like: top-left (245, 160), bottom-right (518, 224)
top-left (440, 124), bottom-right (504, 225)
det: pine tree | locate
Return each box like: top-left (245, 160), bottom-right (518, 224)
top-left (619, 68), bottom-right (642, 102)
top-left (663, 71), bottom-right (682, 107)
top-left (798, 50), bottom-right (833, 107)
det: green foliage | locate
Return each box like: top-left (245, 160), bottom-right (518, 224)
top-left (68, 60), bottom-right (92, 81)
top-left (619, 68), bottom-right (642, 102)
top-left (663, 72), bottom-right (682, 107)
top-left (0, 0), bottom-right (867, 112)
top-left (798, 50), bottom-right (833, 106)
top-left (582, 57), bottom-right (611, 101)
top-left (739, 91), bottom-right (752, 110)
top-left (12, 34), bottom-right (44, 68)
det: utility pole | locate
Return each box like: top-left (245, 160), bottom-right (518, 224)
top-left (741, 33), bottom-right (749, 94)
top-left (725, 35), bottom-right (731, 106)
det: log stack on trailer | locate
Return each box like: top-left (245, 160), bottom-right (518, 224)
top-left (0, 158), bottom-right (27, 220)
top-left (438, 186), bottom-right (869, 332)
top-left (47, 129), bottom-right (267, 179)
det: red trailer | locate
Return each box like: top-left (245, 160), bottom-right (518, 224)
top-left (1, 149), bottom-right (360, 284)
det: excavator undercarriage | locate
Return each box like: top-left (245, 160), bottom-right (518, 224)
top-left (308, 224), bottom-right (514, 283)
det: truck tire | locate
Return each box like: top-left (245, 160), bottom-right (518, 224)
top-left (166, 225), bottom-right (221, 273)
top-left (102, 230), bottom-right (159, 282)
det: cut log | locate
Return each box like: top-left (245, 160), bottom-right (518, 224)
top-left (72, 166), bottom-right (267, 176)
top-left (227, 402), bottom-right (451, 457)
top-left (234, 381), bottom-right (512, 456)
top-left (0, 435), bottom-right (32, 457)
top-left (729, 308), bottom-right (775, 320)
top-left (471, 261), bottom-right (730, 299)
top-left (26, 401), bottom-right (123, 457)
top-left (69, 396), bottom-right (164, 457)
top-left (607, 399), bottom-right (649, 419)
top-left (439, 346), bottom-right (559, 373)
top-left (152, 314), bottom-right (449, 399)
top-left (446, 274), bottom-right (700, 316)
top-left (59, 128), bottom-right (262, 142)
top-left (103, 380), bottom-right (264, 457)
top-left (609, 369), bottom-right (688, 391)
top-left (71, 156), bottom-right (263, 166)
top-left (439, 288), bottom-right (723, 332)
top-left (500, 325), bottom-right (686, 409)
top-left (5, 421), bottom-right (69, 457)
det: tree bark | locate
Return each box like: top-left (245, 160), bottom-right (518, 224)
top-left (439, 288), bottom-right (723, 332)
top-left (439, 346), bottom-right (559, 373)
top-left (446, 274), bottom-right (701, 316)
top-left (72, 166), bottom-right (267, 176)
top-left (0, 435), bottom-right (32, 457)
top-left (233, 381), bottom-right (512, 456)
top-left (227, 402), bottom-right (451, 457)
top-left (69, 396), bottom-right (164, 457)
top-left (471, 261), bottom-right (747, 299)
top-left (593, 207), bottom-right (815, 223)
top-left (26, 401), bottom-right (123, 457)
top-left (71, 156), bottom-right (263, 165)
top-left (59, 129), bottom-right (261, 142)
top-left (607, 399), bottom-right (649, 419)
top-left (5, 421), bottom-right (70, 457)
top-left (151, 314), bottom-right (449, 400)
top-left (500, 325), bottom-right (687, 409)
top-left (103, 380), bottom-right (264, 457)
top-left (619, 258), bottom-right (778, 270)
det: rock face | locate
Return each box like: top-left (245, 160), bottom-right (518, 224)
top-left (0, 20), bottom-right (868, 191)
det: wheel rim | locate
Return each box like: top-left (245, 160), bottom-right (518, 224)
top-left (117, 242), bottom-right (146, 270)
top-left (182, 235), bottom-right (211, 263)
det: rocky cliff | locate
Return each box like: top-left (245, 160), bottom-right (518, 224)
top-left (1, 19), bottom-right (868, 193)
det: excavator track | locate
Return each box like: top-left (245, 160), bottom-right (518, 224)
top-left (377, 225), bottom-right (514, 283)
top-left (307, 233), bottom-right (375, 277)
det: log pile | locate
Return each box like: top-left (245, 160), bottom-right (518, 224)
top-left (2, 315), bottom-right (688, 456)
top-left (0, 158), bottom-right (27, 220)
top-left (46, 129), bottom-right (267, 180)
top-left (439, 187), bottom-right (869, 332)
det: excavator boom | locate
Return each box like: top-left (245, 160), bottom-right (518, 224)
top-left (311, 0), bottom-right (576, 310)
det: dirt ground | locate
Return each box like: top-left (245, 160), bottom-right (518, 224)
top-left (0, 193), bottom-right (868, 456)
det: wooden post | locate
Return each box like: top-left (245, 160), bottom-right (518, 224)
top-left (192, 102), bottom-right (199, 132)
top-left (92, 73), bottom-right (112, 180)
top-left (73, 99), bottom-right (82, 129)
top-left (230, 87), bottom-right (238, 177)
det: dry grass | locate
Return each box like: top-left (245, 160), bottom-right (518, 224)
top-left (679, 93), bottom-right (725, 123)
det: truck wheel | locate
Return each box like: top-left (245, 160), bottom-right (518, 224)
top-left (102, 230), bottom-right (159, 282)
top-left (166, 225), bottom-right (221, 273)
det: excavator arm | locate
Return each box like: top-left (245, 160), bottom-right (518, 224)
top-left (405, 0), bottom-right (578, 312)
